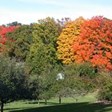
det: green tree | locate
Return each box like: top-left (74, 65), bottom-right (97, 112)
top-left (63, 63), bottom-right (97, 91)
top-left (0, 55), bottom-right (27, 112)
top-left (26, 45), bottom-right (52, 75)
top-left (51, 63), bottom-right (97, 104)
top-left (7, 21), bottom-right (22, 26)
top-left (26, 16), bottom-right (64, 101)
top-left (27, 17), bottom-right (61, 70)
top-left (38, 70), bottom-right (56, 104)
top-left (26, 46), bottom-right (61, 104)
top-left (7, 24), bottom-right (33, 61)
top-left (26, 17), bottom-right (62, 84)
top-left (97, 72), bottom-right (112, 102)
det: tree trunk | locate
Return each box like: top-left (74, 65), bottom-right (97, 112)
top-left (1, 101), bottom-right (4, 112)
top-left (45, 99), bottom-right (47, 105)
top-left (59, 95), bottom-right (61, 104)
top-left (95, 66), bottom-right (98, 73)
top-left (38, 100), bottom-right (40, 105)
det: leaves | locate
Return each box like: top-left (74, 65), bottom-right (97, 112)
top-left (0, 26), bottom-right (16, 52)
top-left (57, 17), bottom-right (85, 64)
top-left (26, 17), bottom-right (61, 75)
top-left (6, 25), bottom-right (33, 61)
top-left (73, 16), bottom-right (112, 71)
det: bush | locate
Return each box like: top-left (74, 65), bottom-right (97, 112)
top-left (97, 72), bottom-right (112, 101)
top-left (78, 62), bottom-right (97, 77)
top-left (62, 63), bottom-right (97, 94)
top-left (63, 62), bottom-right (97, 78)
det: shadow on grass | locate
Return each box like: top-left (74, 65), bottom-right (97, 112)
top-left (9, 102), bottom-right (112, 112)
top-left (27, 101), bottom-right (59, 105)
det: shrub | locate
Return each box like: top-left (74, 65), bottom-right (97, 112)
top-left (97, 72), bottom-right (112, 101)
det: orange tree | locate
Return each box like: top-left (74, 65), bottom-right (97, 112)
top-left (57, 17), bottom-right (85, 64)
top-left (73, 16), bottom-right (112, 71)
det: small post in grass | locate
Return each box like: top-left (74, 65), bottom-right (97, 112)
top-left (56, 73), bottom-right (64, 104)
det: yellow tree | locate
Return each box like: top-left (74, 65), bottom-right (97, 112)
top-left (57, 17), bottom-right (85, 64)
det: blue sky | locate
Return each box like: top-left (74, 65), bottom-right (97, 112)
top-left (0, 0), bottom-right (112, 24)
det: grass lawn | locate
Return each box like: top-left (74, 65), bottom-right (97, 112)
top-left (4, 93), bottom-right (112, 112)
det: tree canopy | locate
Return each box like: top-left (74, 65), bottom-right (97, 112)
top-left (73, 16), bottom-right (112, 71)
top-left (6, 25), bottom-right (33, 61)
top-left (57, 17), bottom-right (85, 64)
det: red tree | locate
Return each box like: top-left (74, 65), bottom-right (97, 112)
top-left (0, 26), bottom-right (16, 44)
top-left (73, 16), bottom-right (112, 71)
top-left (0, 26), bottom-right (16, 51)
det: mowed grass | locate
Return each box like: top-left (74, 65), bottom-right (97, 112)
top-left (4, 93), bottom-right (112, 112)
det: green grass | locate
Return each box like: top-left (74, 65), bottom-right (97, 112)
top-left (4, 93), bottom-right (112, 112)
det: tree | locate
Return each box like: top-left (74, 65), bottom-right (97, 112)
top-left (6, 25), bottom-right (33, 61)
top-left (0, 54), bottom-right (39, 112)
top-left (26, 17), bottom-right (61, 74)
top-left (7, 21), bottom-right (21, 26)
top-left (97, 72), bottom-right (112, 102)
top-left (26, 45), bottom-right (58, 104)
top-left (26, 17), bottom-right (61, 104)
top-left (57, 17), bottom-right (71, 26)
top-left (0, 26), bottom-right (16, 52)
top-left (26, 45), bottom-right (52, 75)
top-left (62, 63), bottom-right (96, 100)
top-left (57, 17), bottom-right (85, 64)
top-left (38, 69), bottom-right (57, 105)
top-left (0, 55), bottom-right (26, 112)
top-left (73, 16), bottom-right (112, 71)
top-left (51, 70), bottom-right (92, 104)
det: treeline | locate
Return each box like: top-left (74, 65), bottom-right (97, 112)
top-left (0, 16), bottom-right (112, 112)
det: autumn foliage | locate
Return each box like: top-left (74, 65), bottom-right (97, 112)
top-left (57, 17), bottom-right (85, 64)
top-left (73, 16), bottom-right (112, 70)
top-left (0, 26), bottom-right (16, 44)
top-left (0, 16), bottom-right (112, 71)
top-left (0, 26), bottom-right (16, 51)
